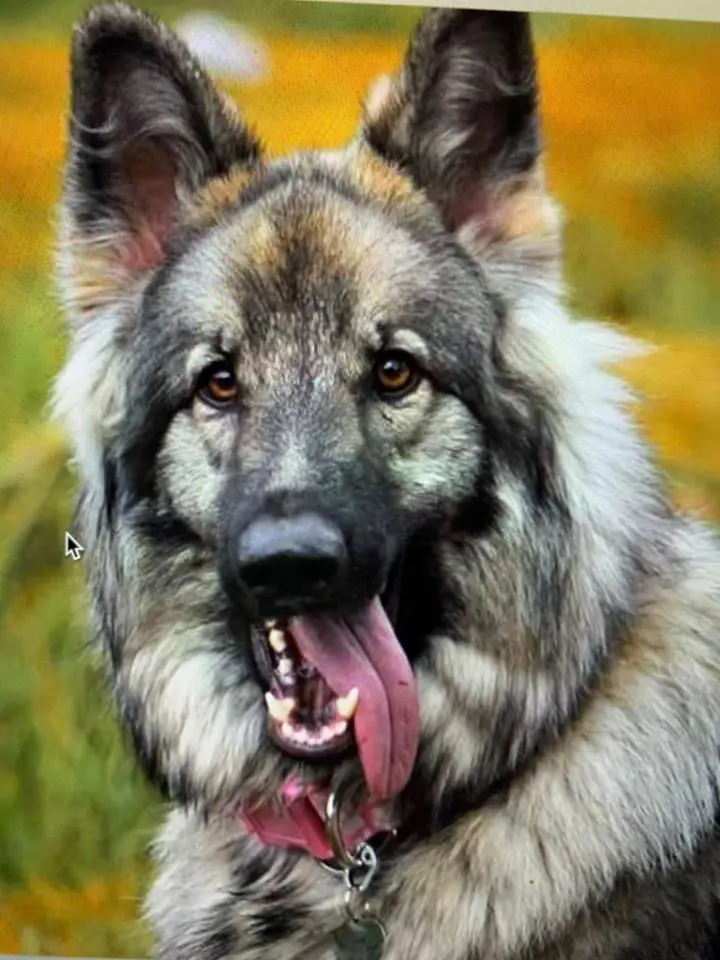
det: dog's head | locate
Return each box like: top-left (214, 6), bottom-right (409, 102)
top-left (56, 4), bottom-right (639, 818)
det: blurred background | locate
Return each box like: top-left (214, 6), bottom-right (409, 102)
top-left (0, 1), bottom-right (719, 955)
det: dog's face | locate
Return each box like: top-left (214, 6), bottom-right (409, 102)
top-left (56, 4), bottom-right (567, 811)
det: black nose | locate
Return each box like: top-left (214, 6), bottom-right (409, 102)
top-left (236, 513), bottom-right (347, 612)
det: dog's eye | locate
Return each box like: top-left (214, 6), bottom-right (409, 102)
top-left (197, 362), bottom-right (239, 408)
top-left (373, 351), bottom-right (421, 400)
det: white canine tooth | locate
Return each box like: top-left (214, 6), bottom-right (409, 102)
top-left (268, 628), bottom-right (287, 653)
top-left (336, 688), bottom-right (359, 720)
top-left (264, 692), bottom-right (295, 722)
top-left (332, 719), bottom-right (348, 737)
top-left (281, 721), bottom-right (294, 740)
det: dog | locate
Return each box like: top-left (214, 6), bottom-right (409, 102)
top-left (53, 3), bottom-right (720, 958)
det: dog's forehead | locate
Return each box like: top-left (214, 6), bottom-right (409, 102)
top-left (165, 160), bottom-right (450, 356)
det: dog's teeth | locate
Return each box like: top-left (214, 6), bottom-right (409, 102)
top-left (336, 688), bottom-right (359, 720)
top-left (281, 721), bottom-right (294, 740)
top-left (316, 723), bottom-right (339, 744)
top-left (278, 657), bottom-right (294, 677)
top-left (268, 628), bottom-right (287, 653)
top-left (331, 719), bottom-right (348, 737)
top-left (265, 692), bottom-right (295, 722)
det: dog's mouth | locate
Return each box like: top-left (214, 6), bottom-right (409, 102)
top-left (258, 618), bottom-right (358, 758)
top-left (249, 563), bottom-right (420, 801)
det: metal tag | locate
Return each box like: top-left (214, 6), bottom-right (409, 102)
top-left (333, 916), bottom-right (386, 959)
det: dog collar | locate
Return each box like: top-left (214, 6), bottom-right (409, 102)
top-left (235, 775), bottom-right (397, 861)
top-left (235, 777), bottom-right (393, 959)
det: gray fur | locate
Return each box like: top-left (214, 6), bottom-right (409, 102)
top-left (53, 5), bottom-right (720, 959)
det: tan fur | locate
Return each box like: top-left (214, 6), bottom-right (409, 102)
top-left (363, 73), bottom-right (396, 126)
top-left (237, 186), bottom-right (379, 294)
top-left (361, 70), bottom-right (409, 158)
top-left (491, 169), bottom-right (559, 246)
top-left (346, 142), bottom-right (422, 210)
top-left (61, 238), bottom-right (133, 315)
top-left (183, 167), bottom-right (257, 231)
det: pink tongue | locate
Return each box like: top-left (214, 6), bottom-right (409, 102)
top-left (290, 597), bottom-right (420, 801)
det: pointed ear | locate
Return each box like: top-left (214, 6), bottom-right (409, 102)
top-left (362, 10), bottom-right (561, 290)
top-left (59, 2), bottom-right (263, 321)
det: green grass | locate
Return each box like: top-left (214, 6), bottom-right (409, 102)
top-left (563, 213), bottom-right (720, 334)
top-left (0, 266), bottom-right (162, 887)
top-left (0, 268), bottom-right (160, 955)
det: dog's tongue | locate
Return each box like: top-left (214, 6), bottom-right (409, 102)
top-left (290, 597), bottom-right (420, 801)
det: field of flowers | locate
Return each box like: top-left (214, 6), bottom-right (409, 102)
top-left (0, 6), bottom-right (719, 956)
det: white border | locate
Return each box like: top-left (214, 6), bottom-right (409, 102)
top-left (299, 0), bottom-right (720, 23)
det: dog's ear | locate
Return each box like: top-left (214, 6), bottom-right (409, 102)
top-left (362, 10), bottom-right (560, 288)
top-left (59, 2), bottom-right (262, 320)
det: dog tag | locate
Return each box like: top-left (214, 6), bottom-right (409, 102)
top-left (333, 916), bottom-right (386, 959)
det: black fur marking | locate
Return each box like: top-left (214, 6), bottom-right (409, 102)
top-left (123, 714), bottom-right (174, 802)
top-left (231, 849), bottom-right (272, 890)
top-left (396, 770), bottom-right (514, 844)
top-left (101, 453), bottom-right (119, 523)
top-left (251, 905), bottom-right (309, 944)
top-left (394, 530), bottom-right (450, 665)
top-left (196, 916), bottom-right (238, 960)
top-left (450, 448), bottom-right (502, 539)
top-left (113, 335), bottom-right (194, 506)
top-left (130, 501), bottom-right (204, 556)
top-left (229, 852), bottom-right (311, 944)
top-left (703, 875), bottom-right (720, 959)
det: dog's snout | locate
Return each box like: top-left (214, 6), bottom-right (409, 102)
top-left (236, 513), bottom-right (347, 611)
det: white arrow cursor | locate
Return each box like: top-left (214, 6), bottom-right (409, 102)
top-left (64, 532), bottom-right (85, 562)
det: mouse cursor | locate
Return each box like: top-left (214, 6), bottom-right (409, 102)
top-left (64, 532), bottom-right (85, 562)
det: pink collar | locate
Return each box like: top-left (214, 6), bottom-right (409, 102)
top-left (235, 776), bottom-right (396, 861)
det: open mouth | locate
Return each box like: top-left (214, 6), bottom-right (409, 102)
top-left (249, 564), bottom-right (421, 802)
top-left (260, 619), bottom-right (358, 758)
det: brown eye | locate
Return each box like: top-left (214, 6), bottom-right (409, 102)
top-left (198, 362), bottom-right (238, 408)
top-left (373, 351), bottom-right (421, 399)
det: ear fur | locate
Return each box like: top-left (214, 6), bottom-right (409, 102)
top-left (362, 10), bottom-right (561, 292)
top-left (59, 1), bottom-right (263, 320)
